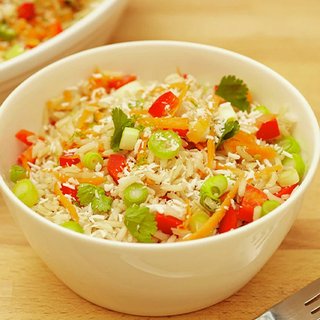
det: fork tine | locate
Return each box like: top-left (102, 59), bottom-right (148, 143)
top-left (255, 278), bottom-right (320, 320)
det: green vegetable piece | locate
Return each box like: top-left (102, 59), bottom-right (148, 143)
top-left (61, 221), bottom-right (84, 233)
top-left (0, 23), bottom-right (17, 41)
top-left (217, 119), bottom-right (240, 147)
top-left (91, 194), bottom-right (112, 214)
top-left (278, 167), bottom-right (300, 187)
top-left (148, 130), bottom-right (182, 160)
top-left (4, 44), bottom-right (24, 60)
top-left (254, 105), bottom-right (270, 114)
top-left (283, 153), bottom-right (305, 179)
top-left (200, 175), bottom-right (228, 199)
top-left (123, 183), bottom-right (148, 206)
top-left (261, 200), bottom-right (280, 217)
top-left (200, 175), bottom-right (228, 212)
top-left (111, 108), bottom-right (135, 151)
top-left (13, 178), bottom-right (39, 207)
top-left (77, 183), bottom-right (104, 206)
top-left (10, 164), bottom-right (27, 182)
top-left (119, 127), bottom-right (140, 151)
top-left (278, 136), bottom-right (301, 154)
top-left (189, 211), bottom-right (210, 233)
top-left (216, 75), bottom-right (250, 111)
top-left (82, 152), bottom-right (103, 170)
top-left (124, 204), bottom-right (157, 243)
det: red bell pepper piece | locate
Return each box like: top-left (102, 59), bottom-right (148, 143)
top-left (148, 91), bottom-right (179, 117)
top-left (107, 154), bottom-right (126, 182)
top-left (275, 183), bottom-right (299, 198)
top-left (108, 75), bottom-right (137, 90)
top-left (17, 2), bottom-right (36, 20)
top-left (60, 185), bottom-right (78, 201)
top-left (238, 184), bottom-right (268, 222)
top-left (218, 207), bottom-right (238, 233)
top-left (155, 213), bottom-right (182, 235)
top-left (15, 129), bottom-right (36, 146)
top-left (17, 146), bottom-right (35, 169)
top-left (256, 118), bottom-right (280, 141)
top-left (172, 128), bottom-right (189, 137)
top-left (59, 154), bottom-right (80, 167)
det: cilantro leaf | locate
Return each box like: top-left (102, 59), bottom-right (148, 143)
top-left (77, 183), bottom-right (105, 206)
top-left (217, 119), bottom-right (240, 147)
top-left (111, 108), bottom-right (134, 151)
top-left (91, 194), bottom-right (112, 213)
top-left (77, 183), bottom-right (97, 206)
top-left (124, 205), bottom-right (157, 243)
top-left (216, 75), bottom-right (250, 111)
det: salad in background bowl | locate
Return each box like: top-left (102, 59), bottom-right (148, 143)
top-left (0, 41), bottom-right (318, 316)
top-left (0, 0), bottom-right (128, 103)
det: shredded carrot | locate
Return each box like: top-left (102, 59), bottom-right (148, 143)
top-left (197, 169), bottom-right (207, 179)
top-left (223, 131), bottom-right (276, 160)
top-left (54, 172), bottom-right (105, 185)
top-left (183, 176), bottom-right (242, 241)
top-left (247, 91), bottom-right (253, 104)
top-left (207, 128), bottom-right (216, 169)
top-left (77, 109), bottom-right (93, 129)
top-left (137, 117), bottom-right (189, 130)
top-left (145, 178), bottom-right (155, 186)
top-left (54, 183), bottom-right (79, 222)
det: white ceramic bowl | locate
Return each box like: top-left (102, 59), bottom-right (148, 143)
top-left (0, 41), bottom-right (319, 316)
top-left (0, 0), bottom-right (128, 103)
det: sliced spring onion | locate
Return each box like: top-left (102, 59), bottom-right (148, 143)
top-left (283, 153), bottom-right (305, 179)
top-left (189, 211), bottom-right (210, 233)
top-left (10, 164), bottom-right (27, 183)
top-left (82, 152), bottom-right (103, 170)
top-left (199, 175), bottom-right (228, 212)
top-left (119, 127), bottom-right (140, 150)
top-left (4, 44), bottom-right (24, 60)
top-left (0, 23), bottom-right (17, 41)
top-left (278, 167), bottom-right (300, 187)
top-left (254, 105), bottom-right (270, 114)
top-left (13, 178), bottom-right (39, 207)
top-left (261, 200), bottom-right (280, 217)
top-left (278, 136), bottom-right (301, 154)
top-left (200, 175), bottom-right (228, 199)
top-left (61, 221), bottom-right (84, 233)
top-left (148, 130), bottom-right (181, 160)
top-left (123, 183), bottom-right (148, 206)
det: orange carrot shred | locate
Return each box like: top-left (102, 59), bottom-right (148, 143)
top-left (54, 183), bottom-right (79, 222)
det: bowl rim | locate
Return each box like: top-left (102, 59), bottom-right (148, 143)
top-left (0, 40), bottom-right (319, 250)
top-left (0, 0), bottom-right (122, 76)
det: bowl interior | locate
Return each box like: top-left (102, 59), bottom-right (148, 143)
top-left (0, 42), bottom-right (318, 182)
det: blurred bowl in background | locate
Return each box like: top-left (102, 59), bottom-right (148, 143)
top-left (0, 0), bottom-right (128, 103)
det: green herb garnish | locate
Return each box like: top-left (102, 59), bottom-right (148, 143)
top-left (216, 75), bottom-right (250, 111)
top-left (217, 119), bottom-right (240, 147)
top-left (77, 183), bottom-right (112, 213)
top-left (124, 205), bottom-right (157, 243)
top-left (111, 108), bottom-right (135, 151)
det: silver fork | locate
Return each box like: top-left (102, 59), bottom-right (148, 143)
top-left (255, 278), bottom-right (320, 320)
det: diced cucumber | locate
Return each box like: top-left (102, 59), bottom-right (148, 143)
top-left (119, 127), bottom-right (140, 150)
